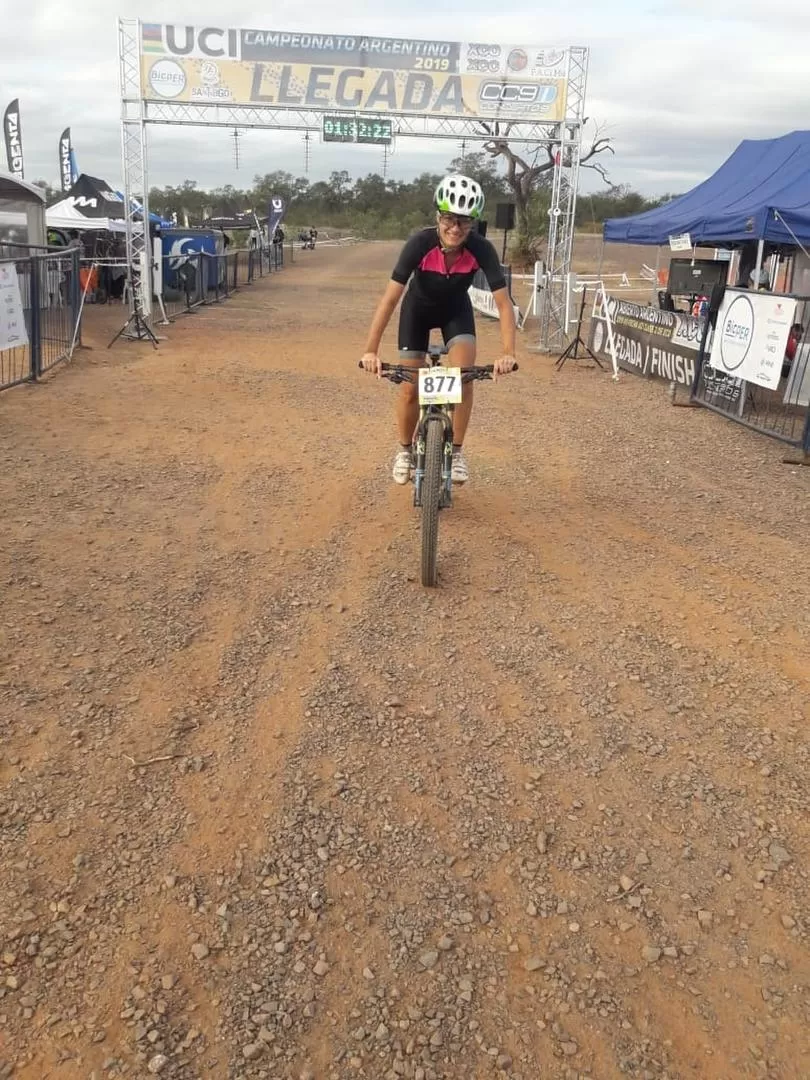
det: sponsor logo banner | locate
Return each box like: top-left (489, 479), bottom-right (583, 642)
top-left (589, 296), bottom-right (702, 388)
top-left (139, 25), bottom-right (568, 121)
top-left (59, 128), bottom-right (73, 193)
top-left (3, 99), bottom-right (24, 180)
top-left (709, 288), bottom-right (796, 391)
top-left (268, 196), bottom-right (286, 238)
top-left (0, 262), bottom-right (29, 351)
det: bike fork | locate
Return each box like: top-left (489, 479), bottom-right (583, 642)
top-left (413, 433), bottom-right (426, 507)
top-left (437, 433), bottom-right (452, 508)
top-left (413, 408), bottom-right (454, 509)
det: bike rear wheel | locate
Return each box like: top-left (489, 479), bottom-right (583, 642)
top-left (421, 419), bottom-right (443, 587)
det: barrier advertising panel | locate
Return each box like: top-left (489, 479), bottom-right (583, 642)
top-left (589, 296), bottom-right (702, 388)
top-left (139, 25), bottom-right (569, 122)
top-left (0, 262), bottom-right (28, 352)
top-left (709, 288), bottom-right (797, 391)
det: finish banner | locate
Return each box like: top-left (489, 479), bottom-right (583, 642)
top-left (589, 296), bottom-right (703, 388)
top-left (139, 25), bottom-right (568, 122)
top-left (3, 99), bottom-right (24, 180)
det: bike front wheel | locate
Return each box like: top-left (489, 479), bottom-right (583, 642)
top-left (420, 419), bottom-right (443, 587)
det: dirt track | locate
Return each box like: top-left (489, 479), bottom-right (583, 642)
top-left (1, 243), bottom-right (808, 1080)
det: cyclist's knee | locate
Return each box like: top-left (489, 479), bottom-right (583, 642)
top-left (400, 379), bottom-right (418, 402)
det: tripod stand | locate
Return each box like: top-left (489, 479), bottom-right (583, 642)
top-left (107, 266), bottom-right (159, 350)
top-left (556, 285), bottom-right (603, 371)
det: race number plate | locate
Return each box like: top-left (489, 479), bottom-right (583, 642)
top-left (418, 367), bottom-right (463, 405)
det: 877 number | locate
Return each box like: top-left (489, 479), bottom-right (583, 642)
top-left (423, 374), bottom-right (456, 395)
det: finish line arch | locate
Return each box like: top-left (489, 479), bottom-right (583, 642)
top-left (118, 18), bottom-right (588, 350)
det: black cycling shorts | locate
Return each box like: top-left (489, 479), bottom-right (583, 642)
top-left (397, 289), bottom-right (475, 357)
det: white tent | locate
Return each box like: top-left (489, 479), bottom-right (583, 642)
top-left (46, 174), bottom-right (128, 233)
top-left (46, 195), bottom-right (126, 233)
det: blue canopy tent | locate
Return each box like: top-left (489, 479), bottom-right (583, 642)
top-left (604, 131), bottom-right (810, 248)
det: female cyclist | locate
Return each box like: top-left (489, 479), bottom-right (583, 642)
top-left (360, 174), bottom-right (517, 485)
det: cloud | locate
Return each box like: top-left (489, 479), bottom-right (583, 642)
top-left (2, 0), bottom-right (809, 199)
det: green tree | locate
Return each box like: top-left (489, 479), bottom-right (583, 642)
top-left (141, 156), bottom-right (665, 248)
top-left (207, 184), bottom-right (249, 217)
top-left (252, 170), bottom-right (298, 207)
top-left (149, 180), bottom-right (209, 224)
top-left (352, 173), bottom-right (391, 214)
top-left (326, 170), bottom-right (352, 210)
top-left (446, 151), bottom-right (507, 203)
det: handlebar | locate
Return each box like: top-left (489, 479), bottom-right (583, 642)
top-left (358, 360), bottom-right (518, 384)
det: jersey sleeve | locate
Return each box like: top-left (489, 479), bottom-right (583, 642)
top-left (391, 231), bottom-right (429, 285)
top-left (472, 234), bottom-right (507, 293)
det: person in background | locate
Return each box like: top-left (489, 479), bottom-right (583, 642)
top-left (749, 261), bottom-right (771, 290)
top-left (782, 322), bottom-right (803, 380)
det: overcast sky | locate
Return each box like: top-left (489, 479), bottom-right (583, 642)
top-left (2, 0), bottom-right (809, 199)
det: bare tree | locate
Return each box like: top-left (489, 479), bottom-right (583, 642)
top-left (478, 121), bottom-right (613, 244)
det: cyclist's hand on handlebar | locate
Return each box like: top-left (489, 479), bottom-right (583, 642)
top-left (360, 352), bottom-right (382, 376)
top-left (493, 354), bottom-right (518, 378)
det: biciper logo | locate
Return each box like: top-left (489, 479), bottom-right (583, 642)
top-left (718, 294), bottom-right (754, 372)
top-left (148, 59), bottom-right (187, 98)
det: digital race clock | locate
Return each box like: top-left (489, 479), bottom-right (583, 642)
top-left (322, 116), bottom-right (394, 145)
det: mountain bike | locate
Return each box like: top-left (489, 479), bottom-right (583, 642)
top-left (360, 344), bottom-right (518, 587)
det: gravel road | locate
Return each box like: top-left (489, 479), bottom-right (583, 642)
top-left (0, 242), bottom-right (807, 1080)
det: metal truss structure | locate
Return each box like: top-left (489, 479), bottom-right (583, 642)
top-left (119, 19), bottom-right (152, 318)
top-left (140, 103), bottom-right (572, 144)
top-left (118, 19), bottom-right (587, 350)
top-left (539, 46), bottom-right (588, 352)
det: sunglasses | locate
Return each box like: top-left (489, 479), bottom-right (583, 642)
top-left (438, 212), bottom-right (473, 229)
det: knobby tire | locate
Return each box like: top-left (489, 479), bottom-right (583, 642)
top-left (421, 419), bottom-right (443, 587)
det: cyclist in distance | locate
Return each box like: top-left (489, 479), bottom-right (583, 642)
top-left (360, 174), bottom-right (517, 485)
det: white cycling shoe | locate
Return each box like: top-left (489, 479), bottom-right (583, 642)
top-left (451, 449), bottom-right (469, 484)
top-left (392, 448), bottom-right (413, 485)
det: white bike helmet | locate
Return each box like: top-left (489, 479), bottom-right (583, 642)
top-left (434, 174), bottom-right (485, 219)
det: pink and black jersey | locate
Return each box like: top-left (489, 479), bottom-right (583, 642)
top-left (391, 227), bottom-right (506, 308)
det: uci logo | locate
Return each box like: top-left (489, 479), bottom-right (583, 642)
top-left (479, 82), bottom-right (558, 106)
top-left (164, 25), bottom-right (240, 59)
